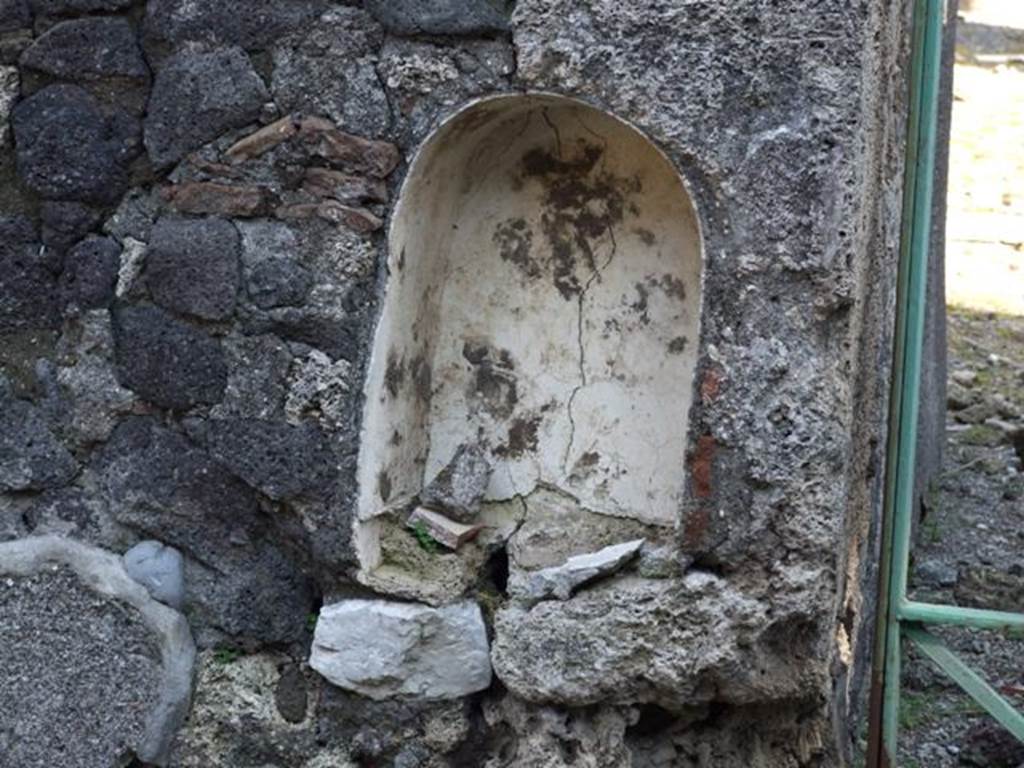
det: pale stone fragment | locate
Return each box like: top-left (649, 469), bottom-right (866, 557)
top-left (310, 599), bottom-right (491, 700)
top-left (509, 539), bottom-right (644, 601)
top-left (406, 506), bottom-right (484, 550)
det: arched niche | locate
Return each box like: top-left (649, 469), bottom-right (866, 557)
top-left (355, 93), bottom-right (703, 573)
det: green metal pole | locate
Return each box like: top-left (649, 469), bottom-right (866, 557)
top-left (906, 625), bottom-right (1024, 740)
top-left (900, 601), bottom-right (1024, 632)
top-left (877, 0), bottom-right (947, 760)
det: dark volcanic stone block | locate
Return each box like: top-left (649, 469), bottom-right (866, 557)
top-left (145, 216), bottom-right (240, 321)
top-left (144, 0), bottom-right (326, 51)
top-left (0, 0), bottom-right (29, 32)
top-left (28, 0), bottom-right (133, 14)
top-left (143, 46), bottom-right (267, 168)
top-left (200, 417), bottom-right (338, 501)
top-left (0, 392), bottom-right (77, 491)
top-left (12, 84), bottom-right (140, 204)
top-left (364, 0), bottom-right (511, 36)
top-left (59, 235), bottom-right (120, 311)
top-left (99, 417), bottom-right (314, 644)
top-left (0, 215), bottom-right (62, 331)
top-left (112, 305), bottom-right (227, 410)
top-left (20, 17), bottom-right (148, 81)
top-left (245, 256), bottom-right (313, 309)
top-left (40, 201), bottom-right (101, 254)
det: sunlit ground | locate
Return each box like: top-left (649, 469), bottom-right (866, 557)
top-left (945, 5), bottom-right (1024, 315)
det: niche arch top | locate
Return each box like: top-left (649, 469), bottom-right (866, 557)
top-left (357, 93), bottom-right (703, 555)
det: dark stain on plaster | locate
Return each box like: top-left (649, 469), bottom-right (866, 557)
top-left (494, 217), bottom-right (539, 277)
top-left (655, 273), bottom-right (687, 302)
top-left (568, 449), bottom-right (601, 482)
top-left (630, 282), bottom-right (651, 325)
top-left (496, 413), bottom-right (542, 458)
top-left (378, 469), bottom-right (392, 503)
top-left (384, 350), bottom-right (405, 398)
top-left (463, 341), bottom-right (518, 420)
top-left (668, 336), bottom-right (688, 354)
top-left (410, 354), bottom-right (432, 404)
top-left (635, 227), bottom-right (656, 246)
top-left (495, 140), bottom-right (639, 301)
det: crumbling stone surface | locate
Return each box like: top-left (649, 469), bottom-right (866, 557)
top-left (145, 215), bottom-right (240, 321)
top-left (12, 84), bottom-right (139, 203)
top-left (310, 600), bottom-right (492, 700)
top-left (20, 17), bottom-right (148, 82)
top-left (55, 309), bottom-right (137, 445)
top-left (0, 63), bottom-right (17, 143)
top-left (210, 332), bottom-right (291, 421)
top-left (169, 651), bottom-right (351, 768)
top-left (284, 349), bottom-right (352, 430)
top-left (144, 46), bottom-right (267, 168)
top-left (492, 573), bottom-right (822, 709)
top-left (271, 7), bottom-right (390, 139)
top-left (0, 536), bottom-right (195, 766)
top-left (378, 37), bottom-right (515, 143)
top-left (365, 0), bottom-right (512, 37)
top-left (481, 694), bottom-right (633, 768)
top-left (112, 305), bottom-right (227, 410)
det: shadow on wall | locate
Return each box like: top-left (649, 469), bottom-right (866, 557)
top-left (354, 93), bottom-right (704, 581)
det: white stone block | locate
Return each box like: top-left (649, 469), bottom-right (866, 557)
top-left (310, 599), bottom-right (491, 700)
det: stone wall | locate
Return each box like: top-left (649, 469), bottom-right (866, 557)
top-left (0, 1), bottom-right (913, 766)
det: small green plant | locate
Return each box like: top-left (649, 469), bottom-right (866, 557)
top-left (960, 425), bottom-right (1000, 447)
top-left (920, 515), bottom-right (942, 545)
top-left (899, 692), bottom-right (937, 730)
top-left (306, 612), bottom-right (319, 632)
top-left (951, 696), bottom-right (986, 716)
top-left (411, 520), bottom-right (439, 554)
top-left (213, 647), bottom-right (242, 665)
top-left (1002, 625), bottom-right (1024, 641)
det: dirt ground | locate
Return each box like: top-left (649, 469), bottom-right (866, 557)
top-left (898, 3), bottom-right (1024, 765)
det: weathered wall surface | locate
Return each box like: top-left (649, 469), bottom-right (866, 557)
top-left (0, 1), bottom-right (911, 766)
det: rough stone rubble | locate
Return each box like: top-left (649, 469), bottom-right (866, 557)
top-left (0, 0), bottom-right (912, 766)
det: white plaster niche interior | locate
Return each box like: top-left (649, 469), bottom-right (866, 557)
top-left (354, 94), bottom-right (704, 602)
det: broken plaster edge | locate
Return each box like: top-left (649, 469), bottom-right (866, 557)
top-left (0, 535), bottom-right (197, 766)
